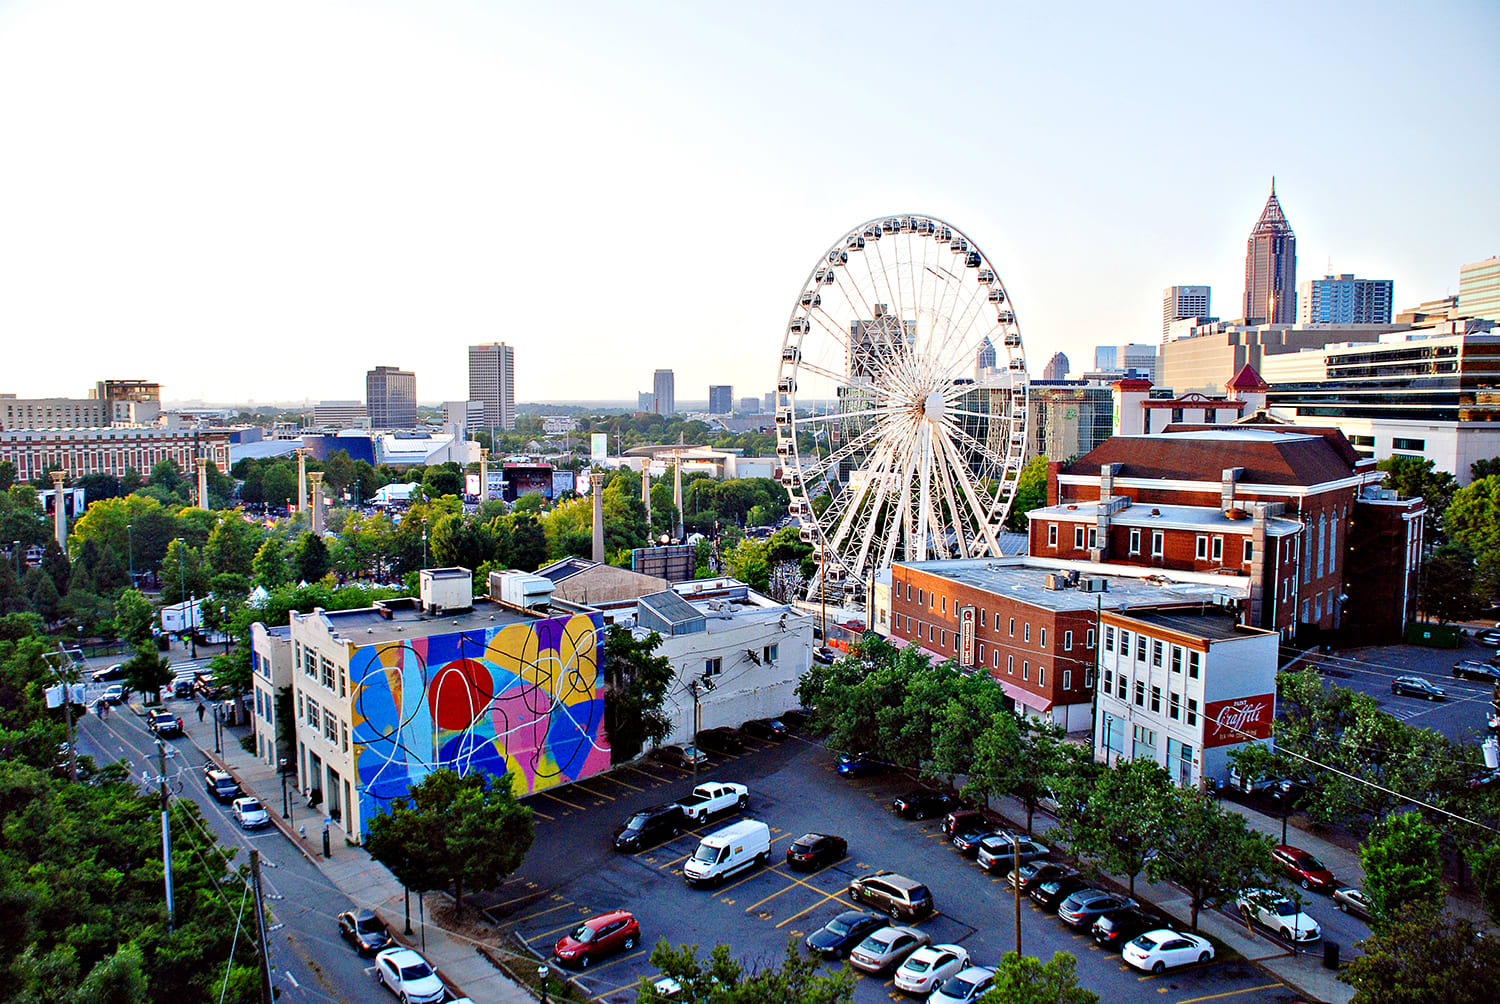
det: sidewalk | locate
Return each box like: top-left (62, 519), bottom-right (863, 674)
top-left (170, 706), bottom-right (539, 1004)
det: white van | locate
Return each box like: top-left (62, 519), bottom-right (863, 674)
top-left (683, 819), bottom-right (771, 887)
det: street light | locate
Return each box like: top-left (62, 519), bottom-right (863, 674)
top-left (220, 605), bottom-right (229, 656)
top-left (278, 758), bottom-right (291, 820)
top-left (126, 523), bottom-right (134, 586)
top-left (421, 517), bottom-right (429, 569)
top-left (538, 965), bottom-right (550, 1004)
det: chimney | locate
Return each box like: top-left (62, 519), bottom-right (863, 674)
top-left (1099, 462), bottom-right (1121, 503)
top-left (1046, 460), bottom-right (1063, 506)
top-left (1221, 467), bottom-right (1244, 514)
top-left (591, 472), bottom-right (606, 562)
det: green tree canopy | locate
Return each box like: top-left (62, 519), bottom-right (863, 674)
top-left (635, 937), bottom-right (855, 1003)
top-left (122, 645), bottom-right (174, 705)
top-left (1377, 455), bottom-right (1457, 534)
top-left (1358, 812), bottom-right (1445, 929)
top-left (1005, 455), bottom-right (1051, 531)
top-left (602, 627), bottom-right (676, 762)
top-left (290, 532), bottom-right (331, 585)
top-left (1056, 757), bottom-right (1177, 894)
top-left (203, 513), bottom-right (265, 579)
top-left (252, 535), bottom-right (290, 589)
top-left (1145, 787), bottom-right (1277, 930)
top-left (1445, 475), bottom-right (1500, 598)
top-left (978, 951), bottom-right (1099, 1004)
top-left (1341, 907), bottom-right (1500, 1004)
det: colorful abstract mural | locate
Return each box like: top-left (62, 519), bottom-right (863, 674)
top-left (350, 610), bottom-right (609, 824)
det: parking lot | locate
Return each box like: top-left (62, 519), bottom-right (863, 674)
top-left (495, 735), bottom-right (1300, 1003)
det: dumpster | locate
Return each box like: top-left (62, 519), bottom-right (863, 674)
top-left (1323, 940), bottom-right (1340, 969)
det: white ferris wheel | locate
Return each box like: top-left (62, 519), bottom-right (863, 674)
top-left (774, 214), bottom-right (1030, 600)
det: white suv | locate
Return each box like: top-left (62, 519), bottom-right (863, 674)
top-left (1236, 889), bottom-right (1320, 942)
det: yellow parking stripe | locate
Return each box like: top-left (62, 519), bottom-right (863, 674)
top-left (570, 780), bottom-right (616, 801)
top-left (539, 790), bottom-right (586, 811)
top-left (600, 772), bottom-right (646, 793)
top-left (509, 900), bottom-right (585, 925)
top-left (1177, 984), bottom-right (1284, 1003)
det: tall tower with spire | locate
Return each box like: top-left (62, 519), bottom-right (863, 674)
top-left (1243, 179), bottom-right (1297, 325)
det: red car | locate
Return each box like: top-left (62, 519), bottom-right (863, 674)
top-left (1272, 844), bottom-right (1336, 893)
top-left (553, 910), bottom-right (640, 969)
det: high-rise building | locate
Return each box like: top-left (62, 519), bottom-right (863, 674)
top-left (1296, 274), bottom-right (1394, 325)
top-left (1093, 344), bottom-right (1157, 378)
top-left (1458, 256), bottom-right (1500, 322)
top-left (468, 343), bottom-right (516, 431)
top-left (708, 385), bottom-right (733, 414)
top-left (637, 391), bottom-right (655, 412)
top-left (365, 366), bottom-right (417, 428)
top-left (1243, 181), bottom-right (1297, 324)
top-left (1041, 352), bottom-right (1069, 381)
top-left (1162, 286), bottom-right (1211, 339)
top-left (975, 336), bottom-right (997, 375)
top-left (763, 392), bottom-right (776, 413)
top-left (738, 396), bottom-right (761, 414)
top-left (653, 369), bottom-right (675, 415)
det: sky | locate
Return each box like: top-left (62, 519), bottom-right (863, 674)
top-left (1, 0), bottom-right (1496, 407)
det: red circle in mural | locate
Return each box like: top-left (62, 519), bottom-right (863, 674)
top-left (427, 659), bottom-right (493, 731)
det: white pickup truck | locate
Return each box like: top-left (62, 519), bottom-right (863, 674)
top-left (674, 781), bottom-right (749, 823)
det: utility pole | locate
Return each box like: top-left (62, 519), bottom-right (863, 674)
top-left (1013, 839), bottom-right (1022, 957)
top-left (687, 680), bottom-right (701, 779)
top-left (45, 648), bottom-right (79, 783)
top-left (157, 738), bottom-right (175, 931)
top-left (250, 849), bottom-right (274, 1004)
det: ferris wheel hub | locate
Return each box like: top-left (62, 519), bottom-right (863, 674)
top-left (921, 390), bottom-right (946, 425)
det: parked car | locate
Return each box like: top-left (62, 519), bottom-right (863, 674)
top-left (102, 684), bottom-right (124, 705)
top-left (1272, 844), bottom-right (1337, 893)
top-left (1453, 660), bottom-right (1500, 682)
top-left (1391, 675), bottom-right (1446, 700)
top-left (893, 943), bottom-right (970, 995)
top-left (232, 796), bottom-right (270, 829)
top-left (652, 744), bottom-right (708, 769)
top-left (203, 766), bottom-right (239, 803)
top-left (694, 727), bottom-right (746, 755)
top-left (941, 809), bottom-right (987, 839)
top-left (1331, 886), bottom-right (1374, 923)
top-left (812, 646), bottom-right (838, 665)
top-left (891, 789), bottom-right (958, 820)
top-left (613, 803), bottom-right (687, 851)
top-left (741, 718), bottom-right (788, 741)
top-left (1472, 629), bottom-right (1500, 648)
top-left (1122, 929), bottom-right (1214, 973)
top-left (1237, 889), bottom-right (1321, 942)
top-left (848, 925), bottom-right (930, 974)
top-left (552, 909), bottom-right (640, 969)
top-left (171, 678), bottom-right (195, 699)
top-left (785, 832), bottom-right (847, 871)
top-left (1092, 906), bottom-right (1171, 951)
top-left (1030, 871), bottom-right (1089, 910)
top-left (976, 833), bottom-right (1050, 873)
top-left (928, 965), bottom-right (996, 1004)
top-left (1010, 861), bottom-right (1078, 893)
top-left (147, 709), bottom-right (182, 737)
top-left (1226, 767), bottom-right (1279, 796)
top-left (804, 909), bottom-right (885, 958)
top-left (848, 871), bottom-right (934, 921)
top-left (1057, 889), bottom-right (1138, 929)
top-left (338, 909), bottom-right (394, 955)
top-left (93, 662), bottom-right (126, 682)
top-left (951, 825), bottom-right (1003, 857)
top-left (1266, 777), bottom-right (1309, 809)
top-left (837, 752), bottom-right (891, 778)
top-left (373, 947), bottom-right (444, 1003)
top-left (674, 781), bottom-right (749, 823)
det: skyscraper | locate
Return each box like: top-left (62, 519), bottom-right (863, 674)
top-left (653, 369), bottom-right (675, 415)
top-left (975, 336), bottom-right (997, 375)
top-left (1041, 352), bottom-right (1069, 381)
top-left (365, 365), bottom-right (417, 428)
top-left (708, 385), bottom-right (733, 414)
top-left (468, 343), bottom-right (516, 431)
top-left (1243, 181), bottom-right (1297, 324)
top-left (1458, 256), bottom-right (1500, 322)
top-left (1296, 274), bottom-right (1394, 325)
top-left (1162, 285), bottom-right (1211, 339)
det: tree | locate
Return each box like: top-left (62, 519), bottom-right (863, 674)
top-left (203, 514), bottom-right (263, 578)
top-left (252, 535), bottom-right (290, 588)
top-left (1056, 758), bottom-right (1176, 894)
top-left (290, 532), bottom-right (331, 585)
top-left (40, 540), bottom-right (70, 596)
top-left (1445, 475), bottom-right (1500, 599)
top-left (1340, 907), bottom-right (1500, 1004)
top-left (421, 464), bottom-right (464, 500)
top-left (112, 589), bottom-right (155, 647)
top-left (494, 511), bottom-right (548, 573)
top-left (1145, 787), bottom-right (1277, 931)
top-left (363, 768), bottom-right (534, 917)
top-left (0, 460), bottom-right (14, 491)
top-left (1471, 457), bottom-right (1500, 482)
top-left (1359, 812), bottom-right (1445, 928)
top-left (978, 951), bottom-right (1099, 1004)
top-left (1466, 838), bottom-right (1500, 925)
top-left (158, 538), bottom-right (208, 601)
top-left (429, 513), bottom-right (494, 570)
top-left (1378, 456), bottom-right (1457, 535)
top-left (121, 645), bottom-right (173, 706)
top-left (1421, 542), bottom-right (1479, 623)
top-left (23, 570), bottom-right (60, 627)
top-left (1005, 456), bottom-right (1051, 531)
top-left (602, 627), bottom-right (677, 762)
top-left (636, 937), bottom-right (855, 1003)
top-left (722, 536), bottom-right (770, 593)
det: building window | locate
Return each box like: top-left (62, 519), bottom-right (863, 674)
top-left (940, 629), bottom-right (947, 647)
top-left (302, 648), bottom-right (316, 679)
top-left (1132, 725), bottom-right (1157, 759)
top-left (1136, 634), bottom-right (1147, 662)
top-left (1104, 714), bottom-right (1126, 755)
top-left (320, 657), bottom-right (334, 691)
top-left (338, 664), bottom-right (347, 698)
top-left (979, 609), bottom-right (986, 628)
top-left (764, 644), bottom-right (778, 663)
top-left (1074, 526), bottom-right (1085, 549)
top-left (1243, 539), bottom-right (1253, 563)
top-left (296, 691), bottom-right (303, 719)
top-left (1134, 681), bottom-right (1145, 707)
top-left (1022, 661), bottom-right (1030, 681)
top-left (993, 649), bottom-right (999, 669)
top-left (1188, 651), bottom-right (1201, 678)
top-left (1007, 655), bottom-right (1014, 675)
top-left (1392, 437), bottom-right (1425, 451)
top-left (1152, 531), bottom-right (1164, 557)
top-left (1024, 623), bottom-right (1031, 643)
top-left (1084, 666), bottom-right (1093, 688)
top-left (705, 657), bottom-right (722, 677)
top-left (1129, 528), bottom-right (1141, 554)
top-left (1088, 526), bottom-right (1098, 548)
top-left (1040, 628), bottom-right (1047, 649)
top-left (977, 642), bottom-right (985, 663)
top-left (1196, 535), bottom-right (1208, 560)
top-left (1048, 524), bottom-right (1058, 547)
top-left (1186, 698), bottom-right (1198, 726)
top-left (306, 698), bottom-right (320, 728)
top-left (1170, 692), bottom-right (1180, 720)
top-left (1063, 630), bottom-right (1073, 651)
top-left (1315, 594), bottom-right (1323, 620)
top-left (1086, 628), bottom-right (1095, 648)
top-left (1211, 536), bottom-right (1223, 562)
top-left (1150, 686), bottom-right (1161, 713)
top-left (918, 588), bottom-right (924, 605)
top-left (1117, 674), bottom-right (1127, 699)
top-left (324, 712), bottom-right (338, 744)
top-left (1169, 646), bottom-right (1181, 674)
top-left (1105, 626), bottom-right (1115, 652)
top-left (1151, 640), bottom-right (1163, 666)
top-left (1038, 665), bottom-right (1045, 686)
top-left (341, 720), bottom-right (349, 753)
top-left (1301, 598), bottom-right (1311, 622)
top-left (942, 596), bottom-right (947, 614)
top-left (1171, 407), bottom-right (1184, 422)
top-left (1009, 617), bottom-right (1015, 637)
top-left (1063, 669), bottom-right (1072, 691)
top-left (1119, 629), bottom-right (1130, 655)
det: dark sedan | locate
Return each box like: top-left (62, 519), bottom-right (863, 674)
top-left (786, 832), bottom-right (847, 871)
top-left (696, 727), bottom-right (746, 754)
top-left (838, 752), bottom-right (892, 778)
top-left (1453, 660), bottom-right (1500, 682)
top-left (892, 790), bottom-right (958, 820)
top-left (1057, 889), bottom-right (1138, 929)
top-left (1092, 906), bottom-right (1171, 951)
top-left (1011, 861), bottom-right (1078, 893)
top-left (951, 826), bottom-right (1003, 857)
top-left (338, 909), bottom-right (394, 955)
top-left (804, 910), bottom-right (885, 958)
top-left (1029, 872), bottom-right (1088, 909)
top-left (1391, 675), bottom-right (1446, 700)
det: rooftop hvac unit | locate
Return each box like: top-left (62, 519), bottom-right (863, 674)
top-left (1079, 577), bottom-right (1109, 593)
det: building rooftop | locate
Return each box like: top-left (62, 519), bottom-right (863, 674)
top-left (897, 557), bottom-right (1248, 614)
top-left (311, 596), bottom-right (549, 646)
top-left (1061, 426), bottom-right (1363, 487)
top-left (1107, 608), bottom-right (1260, 642)
top-left (1027, 499), bottom-right (1302, 537)
top-left (534, 557), bottom-right (598, 583)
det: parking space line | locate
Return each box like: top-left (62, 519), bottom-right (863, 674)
top-left (593, 975), bottom-right (651, 1001)
top-left (619, 763), bottom-right (670, 780)
top-left (539, 790), bottom-right (587, 811)
top-left (570, 780), bottom-right (616, 801)
top-left (717, 861), bottom-right (785, 895)
top-left (1176, 985), bottom-right (1284, 1004)
top-left (598, 772), bottom-right (646, 793)
top-left (571, 947), bottom-right (649, 975)
top-left (509, 900), bottom-right (586, 925)
top-left (773, 883), bottom-right (856, 929)
top-left (532, 808), bottom-right (556, 821)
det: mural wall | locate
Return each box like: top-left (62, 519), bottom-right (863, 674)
top-left (350, 611), bottom-right (609, 824)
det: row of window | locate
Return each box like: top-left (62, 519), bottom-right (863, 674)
top-left (1100, 668), bottom-right (1200, 725)
top-left (297, 690), bottom-right (351, 754)
top-left (1101, 625), bottom-right (1201, 677)
top-left (296, 641), bottom-right (348, 698)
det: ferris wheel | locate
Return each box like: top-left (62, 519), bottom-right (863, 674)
top-left (774, 214), bottom-right (1030, 599)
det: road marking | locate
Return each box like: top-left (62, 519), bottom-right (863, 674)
top-left (532, 808), bottom-right (556, 821)
top-left (1177, 984), bottom-right (1284, 1003)
top-left (285, 972), bottom-right (300, 988)
top-left (599, 772), bottom-right (646, 793)
top-left (539, 790), bottom-right (586, 811)
top-left (509, 899), bottom-right (584, 925)
top-left (570, 780), bottom-right (616, 801)
top-left (774, 884), bottom-right (857, 929)
top-left (618, 763), bottom-right (667, 782)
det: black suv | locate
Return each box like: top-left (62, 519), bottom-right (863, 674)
top-left (786, 832), bottom-right (847, 871)
top-left (613, 803), bottom-right (687, 851)
top-left (892, 790), bottom-right (958, 820)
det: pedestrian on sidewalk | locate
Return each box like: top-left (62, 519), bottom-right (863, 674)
top-left (196, 701), bottom-right (206, 723)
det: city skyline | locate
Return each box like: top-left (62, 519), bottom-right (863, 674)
top-left (1, 1), bottom-right (1495, 404)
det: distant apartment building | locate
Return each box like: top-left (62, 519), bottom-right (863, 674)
top-left (1459, 256), bottom-right (1500, 322)
top-left (1296, 274), bottom-right (1393, 326)
top-left (1162, 286), bottom-right (1211, 339)
top-left (313, 401), bottom-right (367, 428)
top-left (0, 379), bottom-right (161, 430)
top-left (468, 343), bottom-right (517, 430)
top-left (442, 400), bottom-right (484, 441)
top-left (0, 426), bottom-right (232, 482)
top-left (1041, 352), bottom-right (1070, 381)
top-left (738, 396), bottom-right (761, 414)
top-left (637, 391), bottom-right (655, 412)
top-left (365, 366), bottom-right (417, 428)
top-left (653, 369), bottom-right (676, 415)
top-left (763, 392), bottom-right (776, 414)
top-left (1244, 182), bottom-right (1297, 324)
top-left (708, 385), bottom-right (733, 415)
top-left (1026, 382), bottom-right (1115, 462)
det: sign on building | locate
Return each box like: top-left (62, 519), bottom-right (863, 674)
top-left (590, 433), bottom-right (609, 461)
top-left (1202, 693), bottom-right (1275, 747)
top-left (959, 606), bottom-right (976, 665)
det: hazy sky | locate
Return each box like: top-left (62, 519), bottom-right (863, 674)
top-left (2, 0), bottom-right (1496, 406)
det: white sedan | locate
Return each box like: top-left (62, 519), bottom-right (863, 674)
top-left (892, 943), bottom-right (969, 995)
top-left (374, 947), bottom-right (445, 1003)
top-left (232, 797), bottom-right (270, 829)
top-left (1236, 889), bottom-right (1321, 943)
top-left (1122, 929), bottom-right (1215, 973)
